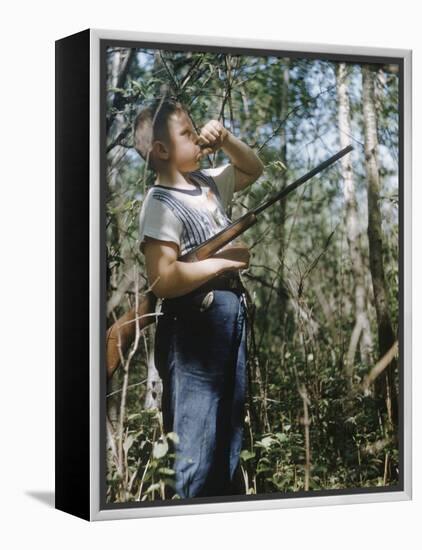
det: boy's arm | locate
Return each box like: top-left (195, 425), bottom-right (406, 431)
top-left (221, 133), bottom-right (264, 192)
top-left (198, 120), bottom-right (264, 193)
top-left (144, 237), bottom-right (249, 299)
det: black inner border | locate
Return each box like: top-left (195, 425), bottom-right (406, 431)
top-left (99, 37), bottom-right (405, 511)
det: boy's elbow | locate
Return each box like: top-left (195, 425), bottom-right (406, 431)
top-left (149, 262), bottom-right (179, 299)
top-left (250, 161), bottom-right (264, 184)
top-left (150, 274), bottom-right (171, 299)
top-left (255, 158), bottom-right (265, 177)
top-left (249, 159), bottom-right (264, 182)
top-left (154, 284), bottom-right (179, 300)
top-left (151, 285), bottom-right (168, 299)
top-left (234, 161), bottom-right (264, 192)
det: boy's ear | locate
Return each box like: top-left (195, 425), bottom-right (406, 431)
top-left (152, 140), bottom-right (170, 161)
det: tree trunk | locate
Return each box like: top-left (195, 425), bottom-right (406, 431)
top-left (361, 64), bottom-right (398, 430)
top-left (336, 62), bottom-right (374, 378)
top-left (276, 58), bottom-right (290, 342)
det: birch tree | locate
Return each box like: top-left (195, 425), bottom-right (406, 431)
top-left (276, 58), bottom-right (290, 342)
top-left (336, 62), bottom-right (374, 378)
top-left (362, 63), bottom-right (398, 430)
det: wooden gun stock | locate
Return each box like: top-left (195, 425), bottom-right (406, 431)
top-left (179, 212), bottom-right (257, 262)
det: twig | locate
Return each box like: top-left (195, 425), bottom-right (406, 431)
top-left (136, 457), bottom-right (151, 501)
top-left (362, 341), bottom-right (399, 394)
top-left (117, 266), bottom-right (142, 482)
top-left (297, 383), bottom-right (311, 491)
top-left (106, 415), bottom-right (120, 473)
top-left (106, 378), bottom-right (148, 398)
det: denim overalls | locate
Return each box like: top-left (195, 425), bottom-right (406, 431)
top-left (154, 287), bottom-right (248, 498)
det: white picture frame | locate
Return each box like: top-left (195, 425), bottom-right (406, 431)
top-left (55, 28), bottom-right (412, 521)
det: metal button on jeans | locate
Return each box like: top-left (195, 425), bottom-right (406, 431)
top-left (199, 291), bottom-right (214, 312)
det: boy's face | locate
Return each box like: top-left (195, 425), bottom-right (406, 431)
top-left (166, 110), bottom-right (201, 172)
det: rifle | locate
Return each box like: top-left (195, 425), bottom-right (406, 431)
top-left (106, 144), bottom-right (353, 378)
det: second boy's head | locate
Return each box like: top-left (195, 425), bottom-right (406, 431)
top-left (133, 98), bottom-right (202, 174)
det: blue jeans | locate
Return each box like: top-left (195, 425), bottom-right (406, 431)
top-left (154, 289), bottom-right (248, 498)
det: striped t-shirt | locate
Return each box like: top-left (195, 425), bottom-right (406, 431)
top-left (138, 163), bottom-right (236, 256)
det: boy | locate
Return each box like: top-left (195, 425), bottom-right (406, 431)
top-left (134, 97), bottom-right (264, 498)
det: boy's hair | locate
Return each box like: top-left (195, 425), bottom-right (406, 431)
top-left (132, 98), bottom-right (186, 172)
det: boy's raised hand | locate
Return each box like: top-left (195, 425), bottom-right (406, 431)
top-left (198, 120), bottom-right (229, 155)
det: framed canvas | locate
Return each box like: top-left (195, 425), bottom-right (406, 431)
top-left (55, 28), bottom-right (412, 521)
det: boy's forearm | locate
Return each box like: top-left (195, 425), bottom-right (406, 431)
top-left (222, 132), bottom-right (264, 176)
top-left (154, 258), bottom-right (231, 299)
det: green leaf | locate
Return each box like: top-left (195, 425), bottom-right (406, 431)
top-left (123, 435), bottom-right (134, 454)
top-left (240, 450), bottom-right (256, 462)
top-left (260, 436), bottom-right (276, 449)
top-left (268, 160), bottom-right (287, 172)
top-left (158, 467), bottom-right (175, 476)
top-left (153, 438), bottom-right (169, 459)
top-left (145, 483), bottom-right (160, 494)
top-left (108, 86), bottom-right (125, 94)
top-left (166, 432), bottom-right (180, 445)
top-left (256, 464), bottom-right (272, 474)
top-left (127, 413), bottom-right (142, 421)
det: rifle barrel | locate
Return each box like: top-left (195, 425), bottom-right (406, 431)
top-left (252, 144), bottom-right (353, 216)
